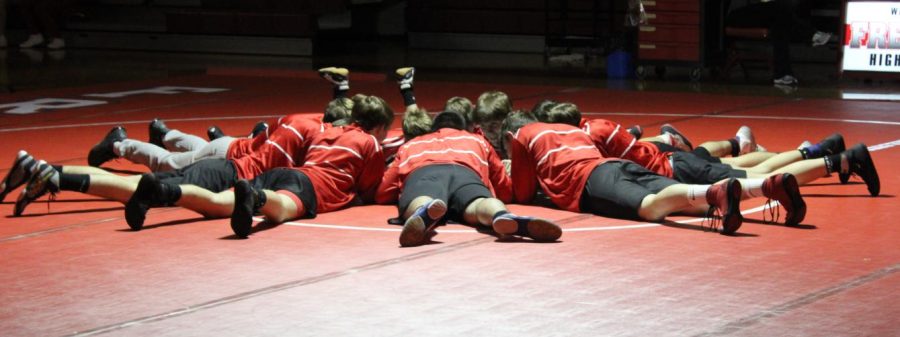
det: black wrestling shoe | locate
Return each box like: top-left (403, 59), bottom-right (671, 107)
top-left (231, 179), bottom-right (258, 238)
top-left (87, 126), bottom-right (127, 167)
top-left (148, 118), bottom-right (170, 148)
top-left (249, 121), bottom-right (269, 138)
top-left (845, 143), bottom-right (880, 197)
top-left (817, 133), bottom-right (849, 184)
top-left (626, 125), bottom-right (643, 139)
top-left (207, 126), bottom-right (225, 141)
top-left (125, 174), bottom-right (159, 230)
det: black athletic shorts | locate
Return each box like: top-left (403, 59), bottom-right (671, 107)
top-left (671, 151), bottom-right (746, 184)
top-left (399, 164), bottom-right (492, 222)
top-left (651, 141), bottom-right (680, 153)
top-left (155, 159), bottom-right (238, 192)
top-left (250, 168), bottom-right (317, 218)
top-left (691, 147), bottom-right (721, 163)
top-left (580, 161), bottom-right (678, 220)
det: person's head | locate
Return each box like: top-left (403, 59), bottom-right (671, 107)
top-left (545, 102), bottom-right (582, 127)
top-left (431, 111), bottom-right (467, 132)
top-left (531, 99), bottom-right (558, 122)
top-left (474, 91), bottom-right (513, 150)
top-left (500, 110), bottom-right (538, 158)
top-left (350, 94), bottom-right (395, 141)
top-left (323, 97), bottom-right (353, 123)
top-left (443, 96), bottom-right (474, 127)
top-left (402, 108), bottom-right (433, 140)
top-left (474, 91), bottom-right (512, 125)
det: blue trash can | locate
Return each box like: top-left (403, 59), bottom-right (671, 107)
top-left (606, 51), bottom-right (632, 79)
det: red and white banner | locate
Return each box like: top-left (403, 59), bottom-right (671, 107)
top-left (843, 2), bottom-right (900, 72)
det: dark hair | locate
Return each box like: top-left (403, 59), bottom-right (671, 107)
top-left (350, 94), bottom-right (395, 131)
top-left (531, 99), bottom-right (558, 122)
top-left (501, 110), bottom-right (538, 136)
top-left (444, 96), bottom-right (474, 124)
top-left (431, 111), bottom-right (467, 132)
top-left (323, 97), bottom-right (353, 123)
top-left (545, 102), bottom-right (582, 127)
top-left (402, 108), bottom-right (432, 140)
top-left (473, 91), bottom-right (512, 123)
top-left (331, 118), bottom-right (351, 127)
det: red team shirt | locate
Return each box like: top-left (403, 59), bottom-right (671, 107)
top-left (376, 128), bottom-right (512, 204)
top-left (380, 128), bottom-right (405, 161)
top-left (229, 117), bottom-right (327, 180)
top-left (579, 118), bottom-right (674, 178)
top-left (225, 114), bottom-right (328, 160)
top-left (509, 122), bottom-right (613, 212)
top-left (294, 124), bottom-right (385, 213)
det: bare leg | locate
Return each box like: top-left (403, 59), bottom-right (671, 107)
top-left (402, 196), bottom-right (433, 220)
top-left (746, 150), bottom-right (803, 174)
top-left (83, 174), bottom-right (140, 203)
top-left (462, 197), bottom-right (506, 227)
top-left (62, 165), bottom-right (116, 176)
top-left (721, 152), bottom-right (776, 168)
top-left (771, 158), bottom-right (828, 185)
top-left (174, 185), bottom-right (234, 218)
top-left (698, 140), bottom-right (733, 158)
top-left (258, 190), bottom-right (302, 223)
top-left (637, 184), bottom-right (697, 221)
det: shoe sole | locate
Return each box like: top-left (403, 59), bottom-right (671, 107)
top-left (720, 179), bottom-right (743, 235)
top-left (493, 217), bottom-right (562, 242)
top-left (14, 166), bottom-right (53, 217)
top-left (492, 217), bottom-right (518, 236)
top-left (231, 180), bottom-right (255, 238)
top-left (0, 152), bottom-right (30, 202)
top-left (526, 218), bottom-right (563, 242)
top-left (399, 200), bottom-right (446, 247)
top-left (781, 174), bottom-right (806, 226)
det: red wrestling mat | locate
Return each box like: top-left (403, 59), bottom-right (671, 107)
top-left (0, 71), bottom-right (898, 337)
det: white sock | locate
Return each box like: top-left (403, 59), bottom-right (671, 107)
top-left (741, 178), bottom-right (765, 199)
top-left (686, 185), bottom-right (710, 206)
top-left (113, 141), bottom-right (123, 157)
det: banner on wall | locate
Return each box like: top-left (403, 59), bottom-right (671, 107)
top-left (843, 1), bottom-right (900, 73)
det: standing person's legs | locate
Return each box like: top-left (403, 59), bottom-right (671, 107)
top-left (33, 0), bottom-right (60, 39)
top-left (0, 0), bottom-right (7, 46)
top-left (18, 0), bottom-right (44, 47)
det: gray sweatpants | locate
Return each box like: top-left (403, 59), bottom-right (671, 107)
top-left (113, 129), bottom-right (235, 172)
